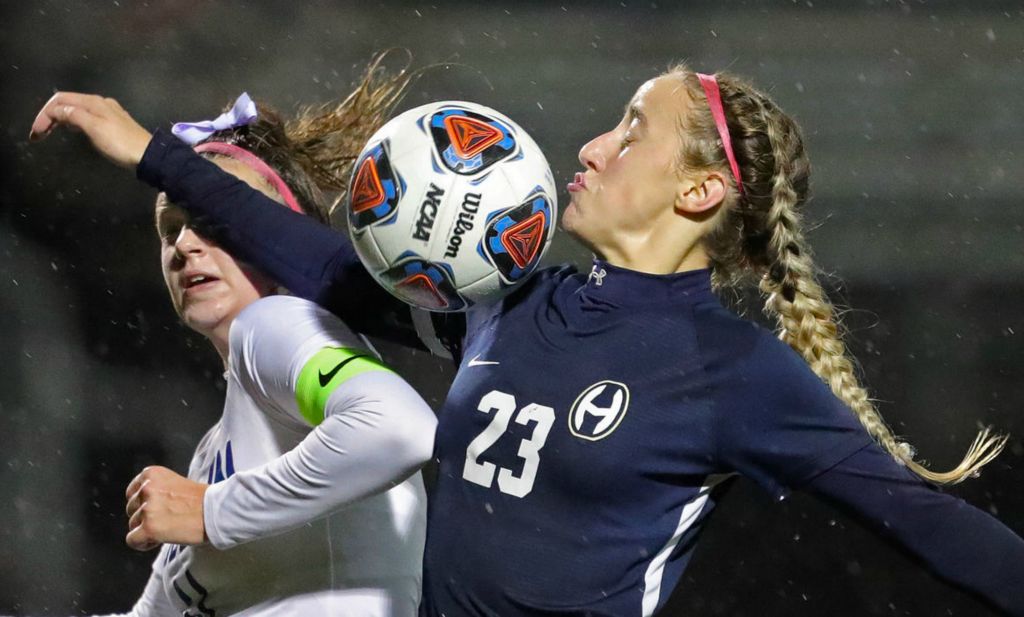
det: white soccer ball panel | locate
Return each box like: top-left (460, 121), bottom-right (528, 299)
top-left (349, 226), bottom-right (388, 275)
top-left (457, 270), bottom-right (504, 306)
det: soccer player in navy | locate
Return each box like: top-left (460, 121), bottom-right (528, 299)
top-left (31, 63), bottom-right (1024, 615)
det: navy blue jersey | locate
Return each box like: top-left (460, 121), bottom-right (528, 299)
top-left (136, 131), bottom-right (1024, 616)
top-left (421, 262), bottom-right (871, 616)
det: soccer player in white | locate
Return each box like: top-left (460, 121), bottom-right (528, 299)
top-left (30, 71), bottom-right (435, 616)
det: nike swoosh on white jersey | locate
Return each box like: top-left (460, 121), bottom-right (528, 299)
top-left (467, 354), bottom-right (500, 367)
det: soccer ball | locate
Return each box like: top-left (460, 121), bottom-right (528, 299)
top-left (345, 101), bottom-right (557, 312)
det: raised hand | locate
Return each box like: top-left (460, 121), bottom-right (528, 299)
top-left (124, 465), bottom-right (208, 551)
top-left (29, 92), bottom-right (152, 168)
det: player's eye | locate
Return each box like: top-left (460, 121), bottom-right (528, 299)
top-left (161, 226), bottom-right (182, 242)
top-left (158, 222), bottom-right (182, 242)
top-left (620, 134), bottom-right (634, 150)
top-left (156, 204), bottom-right (188, 243)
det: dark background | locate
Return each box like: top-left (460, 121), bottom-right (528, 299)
top-left (1, 1), bottom-right (1023, 615)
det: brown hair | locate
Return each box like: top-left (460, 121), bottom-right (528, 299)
top-left (199, 51), bottom-right (413, 225)
top-left (666, 63), bottom-right (1005, 484)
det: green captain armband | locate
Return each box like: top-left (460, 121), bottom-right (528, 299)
top-left (295, 347), bottom-right (394, 426)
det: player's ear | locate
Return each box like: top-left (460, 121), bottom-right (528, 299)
top-left (675, 172), bottom-right (726, 215)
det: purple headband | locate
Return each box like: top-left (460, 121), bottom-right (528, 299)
top-left (696, 73), bottom-right (744, 195)
top-left (171, 93), bottom-right (304, 214)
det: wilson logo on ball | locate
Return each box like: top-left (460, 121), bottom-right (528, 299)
top-left (348, 140), bottom-right (404, 230)
top-left (429, 108), bottom-right (518, 175)
top-left (480, 189), bottom-right (553, 283)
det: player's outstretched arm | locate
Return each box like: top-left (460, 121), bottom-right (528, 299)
top-left (29, 92), bottom-right (356, 303)
top-left (714, 332), bottom-right (1024, 614)
top-left (806, 445), bottom-right (1024, 616)
top-left (30, 92), bottom-right (427, 348)
top-left (137, 130), bottom-right (454, 351)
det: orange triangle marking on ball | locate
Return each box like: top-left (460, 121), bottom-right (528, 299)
top-left (396, 272), bottom-right (449, 310)
top-left (444, 115), bottom-right (504, 159)
top-left (500, 211), bottom-right (546, 269)
top-left (351, 157), bottom-right (387, 213)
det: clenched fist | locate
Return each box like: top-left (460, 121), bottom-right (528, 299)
top-left (125, 465), bottom-right (208, 551)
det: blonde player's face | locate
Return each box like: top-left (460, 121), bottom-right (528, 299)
top-left (155, 158), bottom-right (278, 341)
top-left (563, 75), bottom-right (689, 255)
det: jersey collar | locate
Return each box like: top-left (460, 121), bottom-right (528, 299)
top-left (580, 259), bottom-right (714, 307)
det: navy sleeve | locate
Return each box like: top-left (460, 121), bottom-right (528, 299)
top-left (714, 332), bottom-right (874, 498)
top-left (806, 444), bottom-right (1024, 615)
top-left (136, 129), bottom-right (442, 350)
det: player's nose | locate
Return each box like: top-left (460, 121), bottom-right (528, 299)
top-left (174, 226), bottom-right (207, 257)
top-left (578, 133), bottom-right (607, 174)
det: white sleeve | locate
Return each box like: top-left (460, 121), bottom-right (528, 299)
top-left (203, 296), bottom-right (436, 550)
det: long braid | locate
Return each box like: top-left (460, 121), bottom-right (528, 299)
top-left (672, 64), bottom-right (1006, 484)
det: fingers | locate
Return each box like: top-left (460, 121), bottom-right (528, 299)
top-left (126, 505), bottom-right (160, 552)
top-left (29, 92), bottom-right (120, 141)
top-left (128, 500), bottom-right (145, 532)
top-left (124, 467), bottom-right (159, 537)
top-left (124, 468), bottom-right (153, 550)
top-left (125, 468), bottom-right (145, 501)
top-left (125, 472), bottom-right (161, 552)
top-left (125, 482), bottom-right (145, 519)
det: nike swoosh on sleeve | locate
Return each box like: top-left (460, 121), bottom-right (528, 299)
top-left (318, 355), bottom-right (368, 387)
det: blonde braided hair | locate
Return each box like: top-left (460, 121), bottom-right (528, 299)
top-left (668, 63), bottom-right (1006, 484)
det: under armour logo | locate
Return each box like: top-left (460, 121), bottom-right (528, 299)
top-left (588, 267), bottom-right (608, 286)
top-left (569, 381), bottom-right (630, 441)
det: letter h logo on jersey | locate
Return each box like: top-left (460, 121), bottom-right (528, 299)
top-left (568, 381), bottom-right (630, 441)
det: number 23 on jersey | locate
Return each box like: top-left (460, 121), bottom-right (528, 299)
top-left (462, 390), bottom-right (555, 498)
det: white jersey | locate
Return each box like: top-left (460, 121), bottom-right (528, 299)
top-left (119, 296), bottom-right (435, 617)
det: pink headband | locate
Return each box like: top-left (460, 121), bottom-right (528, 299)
top-left (696, 73), bottom-right (744, 195)
top-left (194, 141), bottom-right (304, 214)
